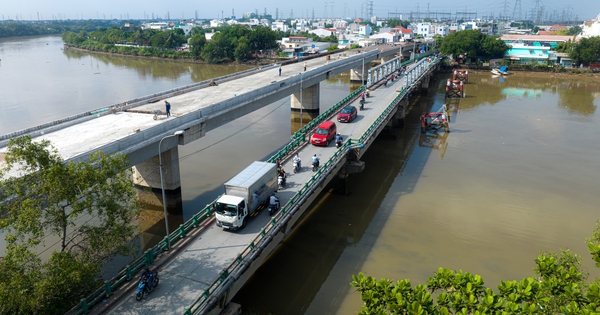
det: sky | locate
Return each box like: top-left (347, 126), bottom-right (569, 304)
top-left (2, 0), bottom-right (599, 22)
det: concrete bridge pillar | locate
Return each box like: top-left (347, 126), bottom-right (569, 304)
top-left (350, 62), bottom-right (371, 84)
top-left (133, 146), bottom-right (181, 192)
top-left (291, 83), bottom-right (320, 115)
top-left (421, 75), bottom-right (431, 89)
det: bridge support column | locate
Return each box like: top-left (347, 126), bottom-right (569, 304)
top-left (350, 62), bottom-right (371, 84)
top-left (291, 83), bottom-right (320, 115)
top-left (133, 146), bottom-right (182, 192)
top-left (421, 75), bottom-right (431, 90)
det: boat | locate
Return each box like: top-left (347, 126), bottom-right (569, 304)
top-left (491, 66), bottom-right (509, 75)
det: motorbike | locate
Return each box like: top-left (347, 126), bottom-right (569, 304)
top-left (136, 268), bottom-right (159, 301)
top-left (293, 160), bottom-right (301, 173)
top-left (335, 138), bottom-right (343, 148)
top-left (312, 161), bottom-right (319, 172)
top-left (278, 175), bottom-right (285, 189)
top-left (359, 99), bottom-right (365, 110)
top-left (268, 201), bottom-right (279, 215)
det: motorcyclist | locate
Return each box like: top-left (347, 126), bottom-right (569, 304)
top-left (269, 193), bottom-right (280, 210)
top-left (312, 154), bottom-right (319, 168)
top-left (278, 168), bottom-right (286, 186)
top-left (361, 91), bottom-right (365, 101)
top-left (141, 268), bottom-right (153, 290)
top-left (335, 133), bottom-right (343, 147)
top-left (293, 154), bottom-right (301, 169)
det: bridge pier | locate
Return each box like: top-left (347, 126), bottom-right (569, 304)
top-left (133, 146), bottom-right (182, 192)
top-left (291, 83), bottom-right (320, 115)
top-left (421, 75), bottom-right (431, 90)
top-left (350, 62), bottom-right (371, 84)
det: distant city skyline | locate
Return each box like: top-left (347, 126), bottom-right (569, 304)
top-left (2, 0), bottom-right (598, 22)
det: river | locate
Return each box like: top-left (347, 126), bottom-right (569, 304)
top-left (1, 36), bottom-right (600, 315)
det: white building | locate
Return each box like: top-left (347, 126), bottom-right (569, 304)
top-left (358, 24), bottom-right (372, 36)
top-left (310, 28), bottom-right (333, 37)
top-left (369, 32), bottom-right (397, 43)
top-left (581, 13), bottom-right (600, 38)
top-left (209, 20), bottom-right (224, 28)
top-left (272, 21), bottom-right (289, 32)
top-left (141, 22), bottom-right (169, 30)
top-left (435, 25), bottom-right (450, 36)
top-left (414, 23), bottom-right (435, 38)
top-left (333, 20), bottom-right (348, 30)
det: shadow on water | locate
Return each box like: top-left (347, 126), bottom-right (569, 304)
top-left (231, 76), bottom-right (448, 314)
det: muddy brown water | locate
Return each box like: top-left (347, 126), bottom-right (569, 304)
top-left (1, 36), bottom-right (600, 314)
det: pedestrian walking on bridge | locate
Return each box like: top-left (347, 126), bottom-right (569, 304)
top-left (164, 100), bottom-right (171, 117)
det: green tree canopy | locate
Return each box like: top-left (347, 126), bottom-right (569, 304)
top-left (0, 136), bottom-right (140, 314)
top-left (570, 36), bottom-right (600, 66)
top-left (352, 221), bottom-right (600, 314)
top-left (439, 29), bottom-right (510, 59)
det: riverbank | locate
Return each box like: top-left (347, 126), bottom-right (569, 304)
top-left (467, 68), bottom-right (600, 82)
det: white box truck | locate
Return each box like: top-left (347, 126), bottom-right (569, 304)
top-left (215, 161), bottom-right (278, 230)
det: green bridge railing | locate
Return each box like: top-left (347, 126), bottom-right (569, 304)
top-left (67, 55), bottom-right (442, 315)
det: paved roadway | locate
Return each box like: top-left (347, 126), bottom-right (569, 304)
top-left (0, 45), bottom-right (405, 178)
top-left (106, 62), bottom-right (420, 315)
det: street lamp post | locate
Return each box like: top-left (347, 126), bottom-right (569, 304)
top-left (300, 72), bottom-right (304, 127)
top-left (159, 130), bottom-right (184, 250)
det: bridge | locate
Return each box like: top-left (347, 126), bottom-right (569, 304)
top-left (58, 52), bottom-right (443, 315)
top-left (0, 44), bottom-right (422, 193)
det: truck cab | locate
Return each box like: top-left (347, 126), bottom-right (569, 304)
top-left (215, 195), bottom-right (248, 230)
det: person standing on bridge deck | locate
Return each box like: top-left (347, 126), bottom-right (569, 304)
top-left (279, 65), bottom-right (282, 76)
top-left (303, 61), bottom-right (307, 72)
top-left (164, 100), bottom-right (171, 117)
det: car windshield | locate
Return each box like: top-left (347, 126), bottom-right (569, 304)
top-left (315, 128), bottom-right (328, 135)
top-left (215, 202), bottom-right (237, 216)
top-left (341, 107), bottom-right (354, 114)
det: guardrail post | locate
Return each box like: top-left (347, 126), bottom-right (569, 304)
top-left (104, 280), bottom-right (112, 297)
top-left (162, 236), bottom-right (170, 251)
top-left (178, 224), bottom-right (186, 238)
top-left (80, 298), bottom-right (89, 314)
top-left (144, 249), bottom-right (154, 265)
top-left (219, 269), bottom-right (229, 282)
top-left (125, 265), bottom-right (133, 280)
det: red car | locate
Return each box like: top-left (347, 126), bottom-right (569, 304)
top-left (311, 121), bottom-right (337, 146)
top-left (337, 105), bottom-right (357, 123)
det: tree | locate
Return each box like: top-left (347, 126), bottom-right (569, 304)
top-left (201, 32), bottom-right (234, 63)
top-left (351, 221), bottom-right (600, 314)
top-left (0, 135), bottom-right (140, 259)
top-left (234, 36), bottom-right (252, 62)
top-left (0, 135), bottom-right (140, 313)
top-left (439, 30), bottom-right (510, 59)
top-left (570, 36), bottom-right (600, 66)
top-left (189, 33), bottom-right (206, 57)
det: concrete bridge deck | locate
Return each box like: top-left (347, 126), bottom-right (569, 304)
top-left (101, 57), bottom-right (438, 315)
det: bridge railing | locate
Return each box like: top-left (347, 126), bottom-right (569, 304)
top-left (185, 128), bottom-right (356, 315)
top-left (185, 57), bottom-right (442, 314)
top-left (67, 56), bottom-right (442, 315)
top-left (266, 85), bottom-right (366, 164)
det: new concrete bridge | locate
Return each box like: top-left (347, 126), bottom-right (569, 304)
top-left (0, 44), bottom-right (422, 192)
top-left (62, 54), bottom-right (443, 315)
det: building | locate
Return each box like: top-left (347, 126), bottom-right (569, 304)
top-left (369, 32), bottom-right (397, 44)
top-left (271, 21), bottom-right (289, 32)
top-left (581, 13), bottom-right (600, 38)
top-left (414, 23), bottom-right (435, 39)
top-left (358, 24), bottom-right (372, 36)
top-left (501, 35), bottom-right (580, 65)
top-left (309, 28), bottom-right (334, 37)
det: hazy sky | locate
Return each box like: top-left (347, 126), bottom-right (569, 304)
top-left (2, 0), bottom-right (598, 22)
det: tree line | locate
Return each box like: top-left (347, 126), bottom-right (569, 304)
top-left (0, 20), bottom-right (130, 38)
top-left (61, 24), bottom-right (284, 63)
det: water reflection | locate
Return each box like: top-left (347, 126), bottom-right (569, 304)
top-left (456, 72), bottom-right (599, 115)
top-left (62, 47), bottom-right (251, 82)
